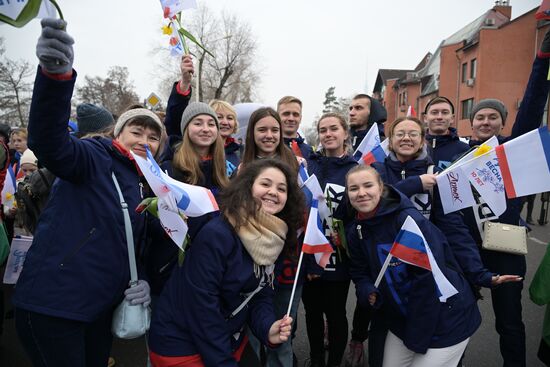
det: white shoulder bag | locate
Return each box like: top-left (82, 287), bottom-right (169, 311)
top-left (111, 173), bottom-right (151, 339)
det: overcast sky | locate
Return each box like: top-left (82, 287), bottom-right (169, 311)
top-left (0, 0), bottom-right (541, 128)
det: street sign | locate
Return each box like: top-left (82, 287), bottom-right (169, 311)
top-left (146, 93), bottom-right (161, 108)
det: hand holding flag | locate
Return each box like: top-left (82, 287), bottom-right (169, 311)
top-left (375, 216), bottom-right (458, 302)
top-left (286, 199), bottom-right (333, 316)
top-left (130, 147), bottom-right (218, 249)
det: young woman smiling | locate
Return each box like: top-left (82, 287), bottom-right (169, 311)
top-left (302, 113), bottom-right (357, 367)
top-left (148, 159), bottom-right (305, 367)
top-left (344, 166), bottom-right (481, 367)
top-left (13, 19), bottom-right (164, 366)
top-left (145, 102), bottom-right (230, 298)
top-left (209, 99), bottom-right (241, 168)
top-left (367, 116), bottom-right (520, 365)
top-left (240, 107), bottom-right (299, 172)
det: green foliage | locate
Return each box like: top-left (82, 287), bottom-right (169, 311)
top-left (0, 0), bottom-right (41, 28)
top-left (0, 0), bottom-right (63, 28)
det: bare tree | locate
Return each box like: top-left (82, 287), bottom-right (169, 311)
top-left (303, 121), bottom-right (319, 149)
top-left (155, 5), bottom-right (260, 104)
top-left (76, 66), bottom-right (140, 116)
top-left (0, 38), bottom-right (33, 127)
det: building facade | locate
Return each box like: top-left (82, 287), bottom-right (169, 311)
top-left (373, 2), bottom-right (549, 137)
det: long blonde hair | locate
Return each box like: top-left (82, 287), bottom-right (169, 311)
top-left (172, 130), bottom-right (229, 188)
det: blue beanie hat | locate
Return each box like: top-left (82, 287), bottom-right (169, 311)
top-left (76, 103), bottom-right (115, 135)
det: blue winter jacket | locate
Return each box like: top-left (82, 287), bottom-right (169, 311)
top-left (164, 81), bottom-right (192, 138)
top-left (149, 216), bottom-right (276, 366)
top-left (347, 186), bottom-right (481, 353)
top-left (372, 149), bottom-right (493, 288)
top-left (305, 152), bottom-right (357, 281)
top-left (13, 68), bottom-right (148, 322)
top-left (225, 140), bottom-right (241, 167)
top-left (283, 135), bottom-right (314, 160)
top-left (426, 127), bottom-right (470, 170)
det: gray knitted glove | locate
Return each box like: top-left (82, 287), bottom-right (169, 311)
top-left (124, 280), bottom-right (151, 307)
top-left (36, 18), bottom-right (74, 74)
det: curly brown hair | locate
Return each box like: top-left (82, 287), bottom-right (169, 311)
top-left (219, 158), bottom-right (305, 256)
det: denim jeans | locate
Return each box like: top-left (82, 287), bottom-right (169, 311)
top-left (15, 307), bottom-right (113, 367)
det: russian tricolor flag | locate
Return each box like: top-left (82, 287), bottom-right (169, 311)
top-left (353, 123), bottom-right (388, 165)
top-left (302, 199), bottom-right (334, 268)
top-left (406, 105), bottom-right (417, 117)
top-left (302, 174), bottom-right (332, 228)
top-left (298, 161), bottom-right (309, 188)
top-left (495, 127), bottom-right (550, 199)
top-left (383, 216), bottom-right (458, 302)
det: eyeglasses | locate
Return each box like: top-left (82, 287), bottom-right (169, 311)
top-left (393, 131), bottom-right (421, 139)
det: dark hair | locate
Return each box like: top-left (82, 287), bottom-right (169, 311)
top-left (219, 159), bottom-right (305, 256)
top-left (125, 116), bottom-right (166, 159)
top-left (241, 107), bottom-right (299, 172)
top-left (352, 94), bottom-right (372, 106)
top-left (424, 96), bottom-right (455, 115)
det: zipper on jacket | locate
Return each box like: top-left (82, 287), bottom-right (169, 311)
top-left (59, 227), bottom-right (97, 267)
top-left (432, 138), bottom-right (436, 149)
top-left (401, 169), bottom-right (406, 180)
top-left (139, 182), bottom-right (144, 199)
top-left (356, 224), bottom-right (363, 239)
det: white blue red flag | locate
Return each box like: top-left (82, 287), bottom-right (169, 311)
top-left (495, 127), bottom-right (550, 199)
top-left (406, 105), bottom-right (417, 117)
top-left (303, 174), bottom-right (332, 228)
top-left (1, 166), bottom-right (16, 210)
top-left (353, 124), bottom-right (388, 165)
top-left (302, 200), bottom-right (334, 268)
top-left (298, 161), bottom-right (309, 187)
top-left (131, 147), bottom-right (218, 248)
top-left (388, 216), bottom-right (458, 302)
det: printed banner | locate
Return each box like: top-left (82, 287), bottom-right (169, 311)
top-left (3, 235), bottom-right (33, 285)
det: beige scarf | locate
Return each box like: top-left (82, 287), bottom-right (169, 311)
top-left (227, 209), bottom-right (288, 281)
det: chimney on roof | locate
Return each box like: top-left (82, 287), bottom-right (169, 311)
top-left (493, 0), bottom-right (511, 19)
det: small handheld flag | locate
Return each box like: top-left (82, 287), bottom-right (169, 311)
top-left (406, 105), bottom-right (417, 117)
top-left (302, 199), bottom-right (334, 268)
top-left (374, 216), bottom-right (458, 302)
top-left (495, 127), bottom-right (550, 198)
top-left (285, 199), bottom-right (333, 317)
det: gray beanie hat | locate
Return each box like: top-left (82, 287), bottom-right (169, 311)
top-left (470, 99), bottom-right (508, 125)
top-left (180, 102), bottom-right (219, 135)
top-left (76, 103), bottom-right (115, 135)
top-left (114, 108), bottom-right (164, 137)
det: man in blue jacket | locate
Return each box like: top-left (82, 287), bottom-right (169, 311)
top-left (423, 96), bottom-right (470, 170)
top-left (278, 96), bottom-right (313, 159)
top-left (464, 29), bottom-right (550, 367)
top-left (348, 94), bottom-right (387, 151)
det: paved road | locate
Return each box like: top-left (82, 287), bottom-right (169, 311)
top-left (1, 202), bottom-right (549, 367)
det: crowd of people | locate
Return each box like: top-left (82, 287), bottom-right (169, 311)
top-left (0, 16), bottom-right (549, 367)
